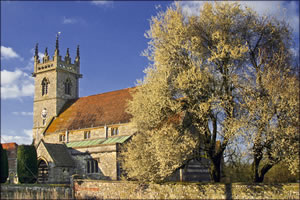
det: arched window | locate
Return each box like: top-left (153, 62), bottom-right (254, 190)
top-left (64, 78), bottom-right (72, 95)
top-left (41, 78), bottom-right (49, 96)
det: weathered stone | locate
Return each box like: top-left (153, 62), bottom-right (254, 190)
top-left (73, 180), bottom-right (300, 199)
top-left (0, 184), bottom-right (72, 200)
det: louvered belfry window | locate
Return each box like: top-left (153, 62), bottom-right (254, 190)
top-left (42, 78), bottom-right (49, 96)
top-left (65, 79), bottom-right (72, 95)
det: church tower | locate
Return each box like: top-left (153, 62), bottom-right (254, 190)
top-left (32, 35), bottom-right (82, 145)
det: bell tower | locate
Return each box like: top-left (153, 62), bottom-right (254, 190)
top-left (32, 35), bottom-right (82, 145)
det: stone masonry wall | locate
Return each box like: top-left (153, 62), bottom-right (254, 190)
top-left (2, 181), bottom-right (298, 199)
top-left (43, 122), bottom-right (133, 144)
top-left (33, 57), bottom-right (81, 146)
top-left (0, 184), bottom-right (72, 200)
top-left (74, 180), bottom-right (299, 199)
top-left (69, 145), bottom-right (118, 180)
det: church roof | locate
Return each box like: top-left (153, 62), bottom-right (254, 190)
top-left (43, 142), bottom-right (75, 167)
top-left (45, 87), bottom-right (134, 134)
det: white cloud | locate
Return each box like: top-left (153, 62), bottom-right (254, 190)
top-left (1, 135), bottom-right (22, 143)
top-left (179, 1), bottom-right (204, 17)
top-left (21, 84), bottom-right (35, 96)
top-left (63, 16), bottom-right (77, 24)
top-left (1, 46), bottom-right (22, 60)
top-left (24, 129), bottom-right (33, 139)
top-left (91, 1), bottom-right (113, 7)
top-left (290, 47), bottom-right (299, 57)
top-left (22, 51), bottom-right (44, 71)
top-left (179, 1), bottom-right (299, 34)
top-left (1, 129), bottom-right (32, 145)
top-left (1, 69), bottom-right (34, 99)
top-left (1, 69), bottom-right (23, 85)
top-left (12, 111), bottom-right (33, 116)
top-left (240, 1), bottom-right (299, 34)
top-left (62, 16), bottom-right (86, 25)
top-left (30, 52), bottom-right (45, 62)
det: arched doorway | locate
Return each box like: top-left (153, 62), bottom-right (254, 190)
top-left (38, 160), bottom-right (49, 183)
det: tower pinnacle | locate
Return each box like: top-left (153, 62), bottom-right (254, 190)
top-left (65, 48), bottom-right (71, 64)
top-left (35, 43), bottom-right (39, 59)
top-left (66, 48), bottom-right (70, 57)
top-left (55, 32), bottom-right (60, 56)
top-left (43, 47), bottom-right (50, 63)
top-left (75, 45), bottom-right (80, 63)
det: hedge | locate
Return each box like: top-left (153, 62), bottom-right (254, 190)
top-left (17, 145), bottom-right (38, 183)
top-left (0, 145), bottom-right (8, 183)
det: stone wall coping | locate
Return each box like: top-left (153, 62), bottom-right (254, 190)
top-left (73, 179), bottom-right (299, 187)
top-left (1, 181), bottom-right (298, 199)
top-left (1, 183), bottom-right (70, 187)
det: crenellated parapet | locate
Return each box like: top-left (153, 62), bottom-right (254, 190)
top-left (32, 35), bottom-right (82, 78)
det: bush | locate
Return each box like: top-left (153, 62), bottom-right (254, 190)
top-left (0, 145), bottom-right (9, 183)
top-left (264, 161), bottom-right (299, 183)
top-left (17, 145), bottom-right (38, 183)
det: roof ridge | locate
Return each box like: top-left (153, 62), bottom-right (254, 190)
top-left (79, 86), bottom-right (135, 99)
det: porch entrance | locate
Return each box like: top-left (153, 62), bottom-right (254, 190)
top-left (37, 160), bottom-right (49, 183)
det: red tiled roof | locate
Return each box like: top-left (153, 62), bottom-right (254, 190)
top-left (2, 143), bottom-right (18, 150)
top-left (45, 87), bottom-right (134, 134)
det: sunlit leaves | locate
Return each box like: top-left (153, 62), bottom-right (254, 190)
top-left (121, 2), bottom-right (298, 182)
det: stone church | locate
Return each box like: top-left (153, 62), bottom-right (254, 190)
top-left (32, 37), bottom-right (211, 184)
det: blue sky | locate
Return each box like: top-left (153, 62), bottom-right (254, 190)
top-left (1, 1), bottom-right (299, 145)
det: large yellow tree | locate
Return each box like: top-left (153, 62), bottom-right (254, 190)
top-left (121, 2), bottom-right (298, 183)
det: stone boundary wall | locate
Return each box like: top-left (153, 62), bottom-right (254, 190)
top-left (1, 181), bottom-right (299, 199)
top-left (74, 179), bottom-right (299, 199)
top-left (0, 184), bottom-right (72, 200)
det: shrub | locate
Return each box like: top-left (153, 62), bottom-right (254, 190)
top-left (0, 145), bottom-right (9, 183)
top-left (17, 145), bottom-right (38, 183)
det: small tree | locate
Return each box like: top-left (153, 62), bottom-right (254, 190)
top-left (17, 145), bottom-right (38, 184)
top-left (240, 50), bottom-right (299, 182)
top-left (0, 145), bottom-right (9, 183)
top-left (264, 161), bottom-right (299, 183)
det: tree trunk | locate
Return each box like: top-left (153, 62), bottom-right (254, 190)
top-left (253, 155), bottom-right (261, 182)
top-left (210, 155), bottom-right (222, 182)
top-left (254, 163), bottom-right (273, 183)
top-left (253, 154), bottom-right (274, 183)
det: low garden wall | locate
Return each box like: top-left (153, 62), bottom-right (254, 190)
top-left (1, 180), bottom-right (298, 199)
top-left (74, 180), bottom-right (299, 199)
top-left (0, 184), bottom-right (73, 200)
